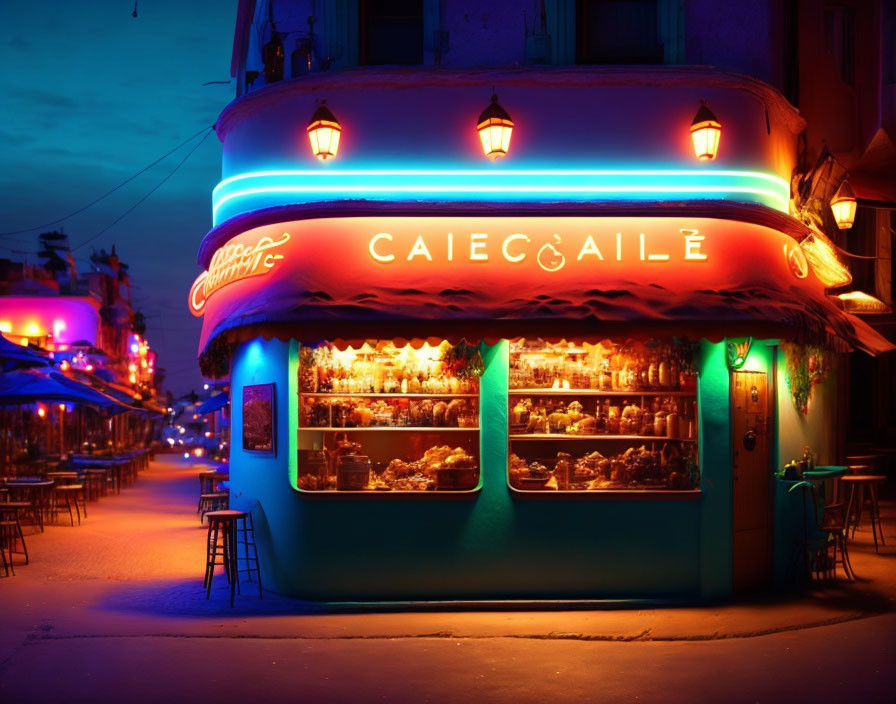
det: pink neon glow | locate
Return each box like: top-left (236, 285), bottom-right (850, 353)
top-left (0, 297), bottom-right (100, 345)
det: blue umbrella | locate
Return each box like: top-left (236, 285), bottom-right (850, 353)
top-left (0, 368), bottom-right (131, 413)
top-left (0, 334), bottom-right (52, 372)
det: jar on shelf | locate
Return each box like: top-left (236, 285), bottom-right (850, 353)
top-left (336, 455), bottom-right (371, 491)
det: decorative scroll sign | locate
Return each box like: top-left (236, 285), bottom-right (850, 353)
top-left (190, 233), bottom-right (290, 316)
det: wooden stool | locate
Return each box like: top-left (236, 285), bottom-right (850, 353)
top-left (236, 511), bottom-right (262, 599)
top-left (0, 504), bottom-right (29, 566)
top-left (204, 510), bottom-right (247, 607)
top-left (55, 485), bottom-right (86, 526)
top-left (841, 475), bottom-right (887, 552)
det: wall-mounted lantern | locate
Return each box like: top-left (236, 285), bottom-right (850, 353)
top-left (690, 100), bottom-right (721, 161)
top-left (307, 101), bottom-right (341, 161)
top-left (830, 179), bottom-right (857, 229)
top-left (477, 94), bottom-right (514, 161)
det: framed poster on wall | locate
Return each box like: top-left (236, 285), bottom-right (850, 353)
top-left (243, 383), bottom-right (275, 454)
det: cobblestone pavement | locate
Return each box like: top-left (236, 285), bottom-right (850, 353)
top-left (1, 455), bottom-right (895, 702)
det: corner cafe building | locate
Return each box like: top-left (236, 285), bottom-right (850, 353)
top-left (191, 69), bottom-right (892, 601)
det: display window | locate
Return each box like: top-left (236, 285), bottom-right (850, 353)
top-left (507, 339), bottom-right (700, 492)
top-left (297, 340), bottom-right (482, 493)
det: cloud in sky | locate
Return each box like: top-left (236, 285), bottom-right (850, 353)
top-left (0, 0), bottom-right (238, 396)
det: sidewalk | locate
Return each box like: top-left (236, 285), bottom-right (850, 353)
top-left (1, 455), bottom-right (894, 658)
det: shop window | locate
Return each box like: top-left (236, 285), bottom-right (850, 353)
top-left (359, 0), bottom-right (424, 65)
top-left (508, 339), bottom-right (699, 493)
top-left (297, 340), bottom-right (481, 493)
top-left (576, 0), bottom-right (664, 64)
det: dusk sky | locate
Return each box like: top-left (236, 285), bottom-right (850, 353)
top-left (0, 0), bottom-right (238, 397)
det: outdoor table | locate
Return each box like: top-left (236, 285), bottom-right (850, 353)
top-left (846, 454), bottom-right (882, 473)
top-left (69, 457), bottom-right (127, 494)
top-left (805, 466), bottom-right (849, 505)
top-left (46, 471), bottom-right (80, 486)
top-left (4, 480), bottom-right (55, 531)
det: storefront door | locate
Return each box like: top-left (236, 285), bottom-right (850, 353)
top-left (732, 371), bottom-right (772, 591)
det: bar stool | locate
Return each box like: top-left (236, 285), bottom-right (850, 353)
top-left (841, 475), bottom-right (887, 552)
top-left (204, 510), bottom-right (246, 607)
top-left (0, 503), bottom-right (29, 566)
top-left (55, 484), bottom-right (86, 526)
top-left (236, 511), bottom-right (262, 598)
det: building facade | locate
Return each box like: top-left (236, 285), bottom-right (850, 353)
top-left (193, 0), bottom-right (895, 600)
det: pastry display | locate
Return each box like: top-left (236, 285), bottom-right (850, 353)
top-left (508, 444), bottom-right (697, 491)
top-left (299, 441), bottom-right (479, 492)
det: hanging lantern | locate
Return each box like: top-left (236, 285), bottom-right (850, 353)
top-left (690, 100), bottom-right (721, 161)
top-left (476, 94), bottom-right (514, 160)
top-left (830, 179), bottom-right (857, 229)
top-left (307, 101), bottom-right (341, 161)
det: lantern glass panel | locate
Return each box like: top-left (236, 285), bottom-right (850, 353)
top-left (478, 118), bottom-right (513, 160)
top-left (690, 121), bottom-right (721, 161)
top-left (831, 197), bottom-right (856, 229)
top-left (308, 121), bottom-right (341, 160)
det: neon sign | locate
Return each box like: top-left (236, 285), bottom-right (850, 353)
top-left (210, 169), bottom-right (791, 226)
top-left (368, 229), bottom-right (708, 272)
top-left (189, 233), bottom-right (290, 316)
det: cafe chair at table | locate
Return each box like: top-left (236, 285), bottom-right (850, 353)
top-left (815, 503), bottom-right (855, 581)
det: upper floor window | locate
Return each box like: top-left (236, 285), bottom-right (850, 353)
top-left (577, 0), bottom-right (664, 64)
top-left (359, 0), bottom-right (424, 65)
top-left (824, 3), bottom-right (855, 87)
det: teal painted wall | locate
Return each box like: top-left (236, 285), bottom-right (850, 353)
top-left (696, 340), bottom-right (732, 598)
top-left (232, 338), bottom-right (711, 601)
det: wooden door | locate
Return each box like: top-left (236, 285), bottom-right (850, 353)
top-left (732, 371), bottom-right (772, 592)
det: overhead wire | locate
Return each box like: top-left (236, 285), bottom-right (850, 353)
top-left (0, 125), bottom-right (213, 238)
top-left (72, 129), bottom-right (214, 253)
